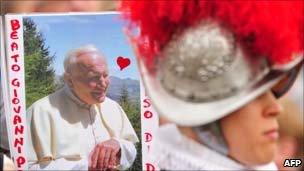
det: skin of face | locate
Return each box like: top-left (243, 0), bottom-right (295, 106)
top-left (220, 91), bottom-right (283, 166)
top-left (64, 52), bottom-right (110, 105)
top-left (6, 0), bottom-right (117, 13)
top-left (35, 1), bottom-right (102, 12)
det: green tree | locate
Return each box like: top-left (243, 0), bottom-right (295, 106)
top-left (118, 85), bottom-right (142, 171)
top-left (24, 18), bottom-right (56, 108)
top-left (119, 84), bottom-right (131, 111)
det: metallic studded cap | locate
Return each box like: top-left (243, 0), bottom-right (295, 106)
top-left (138, 21), bottom-right (301, 126)
top-left (158, 22), bottom-right (269, 102)
top-left (122, 0), bottom-right (304, 126)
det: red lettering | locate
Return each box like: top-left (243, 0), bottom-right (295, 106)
top-left (146, 163), bottom-right (155, 171)
top-left (10, 31), bottom-right (18, 39)
top-left (12, 97), bottom-right (20, 104)
top-left (144, 132), bottom-right (152, 142)
top-left (15, 125), bottom-right (24, 135)
top-left (143, 98), bottom-right (151, 108)
top-left (11, 19), bottom-right (20, 31)
top-left (13, 106), bottom-right (21, 113)
top-left (11, 54), bottom-right (19, 62)
top-left (13, 115), bottom-right (22, 125)
top-left (12, 64), bottom-right (20, 72)
top-left (11, 78), bottom-right (20, 87)
top-left (16, 156), bottom-right (25, 168)
top-left (14, 137), bottom-right (24, 147)
top-left (13, 89), bottom-right (18, 97)
top-left (144, 110), bottom-right (153, 119)
top-left (11, 42), bottom-right (18, 51)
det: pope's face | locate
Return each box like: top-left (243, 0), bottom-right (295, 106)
top-left (220, 91), bottom-right (282, 166)
top-left (66, 52), bottom-right (110, 105)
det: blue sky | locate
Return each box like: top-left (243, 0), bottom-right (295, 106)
top-left (26, 13), bottom-right (139, 80)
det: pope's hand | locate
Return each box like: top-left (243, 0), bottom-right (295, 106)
top-left (89, 139), bottom-right (121, 170)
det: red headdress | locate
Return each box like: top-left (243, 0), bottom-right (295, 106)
top-left (121, 0), bottom-right (304, 126)
top-left (121, 0), bottom-right (303, 69)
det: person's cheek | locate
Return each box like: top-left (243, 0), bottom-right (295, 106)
top-left (105, 79), bottom-right (110, 88)
top-left (88, 81), bottom-right (97, 89)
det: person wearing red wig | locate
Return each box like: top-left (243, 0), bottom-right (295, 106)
top-left (121, 0), bottom-right (303, 170)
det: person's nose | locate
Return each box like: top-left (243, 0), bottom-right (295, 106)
top-left (261, 91), bottom-right (283, 118)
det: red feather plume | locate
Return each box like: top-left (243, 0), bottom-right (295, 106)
top-left (120, 0), bottom-right (304, 70)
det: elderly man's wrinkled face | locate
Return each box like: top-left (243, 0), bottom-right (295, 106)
top-left (65, 52), bottom-right (109, 105)
top-left (220, 91), bottom-right (282, 166)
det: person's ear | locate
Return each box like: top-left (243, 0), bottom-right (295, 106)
top-left (64, 73), bottom-right (74, 88)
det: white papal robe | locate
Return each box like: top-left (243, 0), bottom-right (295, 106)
top-left (26, 85), bottom-right (139, 170)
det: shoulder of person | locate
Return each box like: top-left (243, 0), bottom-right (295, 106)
top-left (99, 97), bottom-right (125, 122)
top-left (103, 97), bottom-right (122, 109)
top-left (27, 88), bottom-right (64, 113)
top-left (28, 95), bottom-right (52, 111)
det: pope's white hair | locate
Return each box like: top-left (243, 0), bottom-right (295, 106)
top-left (64, 44), bottom-right (100, 73)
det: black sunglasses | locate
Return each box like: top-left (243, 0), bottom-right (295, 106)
top-left (271, 63), bottom-right (303, 99)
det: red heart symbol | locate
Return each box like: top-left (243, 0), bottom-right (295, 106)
top-left (117, 56), bottom-right (131, 71)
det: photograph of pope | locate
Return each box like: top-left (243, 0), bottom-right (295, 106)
top-left (26, 45), bottom-right (139, 170)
